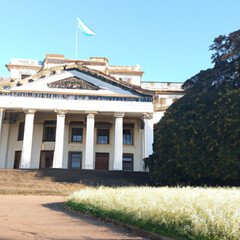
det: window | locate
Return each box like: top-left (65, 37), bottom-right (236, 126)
top-left (97, 129), bottom-right (109, 144)
top-left (123, 153), bottom-right (133, 171)
top-left (21, 74), bottom-right (31, 79)
top-left (3, 85), bottom-right (10, 90)
top-left (123, 123), bottom-right (134, 145)
top-left (18, 122), bottom-right (25, 141)
top-left (71, 128), bottom-right (83, 142)
top-left (123, 129), bottom-right (133, 144)
top-left (159, 98), bottom-right (167, 106)
top-left (43, 121), bottom-right (56, 142)
top-left (69, 152), bottom-right (82, 169)
top-left (40, 151), bottom-right (54, 168)
top-left (14, 151), bottom-right (22, 169)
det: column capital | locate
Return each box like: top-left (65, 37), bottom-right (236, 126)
top-left (85, 111), bottom-right (97, 119)
top-left (114, 112), bottom-right (125, 118)
top-left (142, 112), bottom-right (153, 120)
top-left (55, 109), bottom-right (67, 116)
top-left (23, 109), bottom-right (36, 114)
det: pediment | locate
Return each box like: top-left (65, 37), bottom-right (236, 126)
top-left (47, 77), bottom-right (99, 90)
top-left (9, 65), bottom-right (154, 101)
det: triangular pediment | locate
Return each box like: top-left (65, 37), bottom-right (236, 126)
top-left (47, 77), bottom-right (99, 90)
top-left (9, 64), bottom-right (154, 100)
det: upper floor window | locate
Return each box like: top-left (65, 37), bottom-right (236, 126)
top-left (123, 123), bottom-right (134, 145)
top-left (70, 121), bottom-right (84, 143)
top-left (71, 127), bottom-right (83, 142)
top-left (18, 122), bottom-right (25, 141)
top-left (159, 98), bottom-right (167, 106)
top-left (43, 121), bottom-right (56, 142)
top-left (21, 74), bottom-right (31, 79)
top-left (97, 129), bottom-right (109, 144)
top-left (3, 85), bottom-right (10, 90)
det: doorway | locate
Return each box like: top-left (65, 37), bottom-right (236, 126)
top-left (14, 151), bottom-right (22, 169)
top-left (39, 151), bottom-right (54, 168)
top-left (95, 153), bottom-right (109, 170)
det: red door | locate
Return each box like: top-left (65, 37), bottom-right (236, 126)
top-left (95, 153), bottom-right (109, 170)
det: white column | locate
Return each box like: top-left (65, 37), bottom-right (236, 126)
top-left (113, 112), bottom-right (124, 170)
top-left (53, 110), bottom-right (66, 168)
top-left (20, 110), bottom-right (36, 169)
top-left (0, 109), bottom-right (4, 138)
top-left (142, 113), bottom-right (153, 159)
top-left (0, 109), bottom-right (5, 168)
top-left (84, 113), bottom-right (95, 169)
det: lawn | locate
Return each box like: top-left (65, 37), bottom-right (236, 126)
top-left (66, 186), bottom-right (240, 240)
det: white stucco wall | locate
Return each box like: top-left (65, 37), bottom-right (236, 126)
top-left (110, 73), bottom-right (141, 86)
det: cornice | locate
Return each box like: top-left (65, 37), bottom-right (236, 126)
top-left (5, 64), bottom-right (41, 71)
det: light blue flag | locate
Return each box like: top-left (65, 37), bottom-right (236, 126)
top-left (77, 17), bottom-right (95, 36)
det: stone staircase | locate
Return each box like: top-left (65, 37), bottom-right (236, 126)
top-left (0, 169), bottom-right (149, 196)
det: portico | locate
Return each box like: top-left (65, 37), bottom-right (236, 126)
top-left (0, 107), bottom-right (153, 171)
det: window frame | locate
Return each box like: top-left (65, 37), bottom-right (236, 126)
top-left (71, 127), bottom-right (83, 143)
top-left (17, 122), bottom-right (25, 141)
top-left (21, 74), bottom-right (31, 79)
top-left (68, 151), bottom-right (82, 169)
top-left (123, 128), bottom-right (133, 145)
top-left (123, 123), bottom-right (134, 145)
top-left (97, 128), bottom-right (110, 144)
top-left (42, 121), bottom-right (56, 142)
top-left (122, 153), bottom-right (134, 171)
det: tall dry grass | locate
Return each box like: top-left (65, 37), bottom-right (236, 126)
top-left (67, 187), bottom-right (240, 240)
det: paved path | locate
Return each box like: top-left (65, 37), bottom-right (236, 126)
top-left (0, 195), bottom-right (146, 240)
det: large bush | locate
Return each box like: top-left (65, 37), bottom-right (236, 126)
top-left (146, 29), bottom-right (240, 185)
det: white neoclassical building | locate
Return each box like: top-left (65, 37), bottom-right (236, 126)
top-left (0, 54), bottom-right (184, 171)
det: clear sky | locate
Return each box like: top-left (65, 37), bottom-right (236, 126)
top-left (0, 0), bottom-right (239, 82)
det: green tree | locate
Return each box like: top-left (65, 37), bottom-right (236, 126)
top-left (146, 29), bottom-right (240, 185)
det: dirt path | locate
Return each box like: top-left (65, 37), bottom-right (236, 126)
top-left (0, 195), bottom-right (146, 240)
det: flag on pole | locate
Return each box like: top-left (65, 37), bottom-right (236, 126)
top-left (77, 17), bottom-right (95, 36)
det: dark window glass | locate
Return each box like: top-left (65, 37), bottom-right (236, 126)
top-left (18, 122), bottom-right (25, 141)
top-left (71, 128), bottom-right (83, 142)
top-left (69, 152), bottom-right (82, 169)
top-left (97, 129), bottom-right (109, 144)
top-left (21, 74), bottom-right (31, 79)
top-left (43, 121), bottom-right (56, 142)
top-left (39, 151), bottom-right (54, 168)
top-left (123, 129), bottom-right (133, 145)
top-left (14, 151), bottom-right (22, 169)
top-left (123, 153), bottom-right (133, 171)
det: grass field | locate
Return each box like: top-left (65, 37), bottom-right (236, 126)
top-left (66, 186), bottom-right (240, 240)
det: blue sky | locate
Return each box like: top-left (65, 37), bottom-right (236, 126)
top-left (0, 0), bottom-right (239, 82)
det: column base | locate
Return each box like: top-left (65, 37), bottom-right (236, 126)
top-left (84, 164), bottom-right (94, 170)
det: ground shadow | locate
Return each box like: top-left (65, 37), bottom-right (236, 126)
top-left (33, 169), bottom-right (150, 187)
top-left (42, 201), bottom-right (145, 240)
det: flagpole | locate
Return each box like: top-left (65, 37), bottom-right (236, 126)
top-left (75, 22), bottom-right (78, 59)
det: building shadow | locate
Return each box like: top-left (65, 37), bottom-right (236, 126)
top-left (42, 201), bottom-right (145, 240)
top-left (33, 169), bottom-right (150, 187)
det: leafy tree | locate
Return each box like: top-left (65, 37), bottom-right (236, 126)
top-left (146, 29), bottom-right (240, 185)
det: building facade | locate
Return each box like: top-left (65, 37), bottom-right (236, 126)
top-left (0, 54), bottom-right (184, 171)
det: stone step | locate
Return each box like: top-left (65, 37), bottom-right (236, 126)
top-left (0, 169), bottom-right (149, 195)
